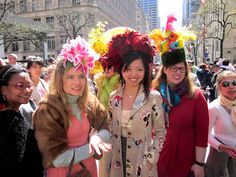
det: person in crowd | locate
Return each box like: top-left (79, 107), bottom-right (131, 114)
top-left (33, 36), bottom-right (111, 177)
top-left (187, 60), bottom-right (201, 87)
top-left (0, 65), bottom-right (43, 177)
top-left (151, 15), bottom-right (209, 177)
top-left (0, 58), bottom-right (6, 69)
top-left (26, 56), bottom-right (48, 105)
top-left (205, 70), bottom-right (236, 177)
top-left (108, 30), bottom-right (166, 177)
top-left (7, 53), bottom-right (18, 65)
top-left (153, 48), bottom-right (209, 177)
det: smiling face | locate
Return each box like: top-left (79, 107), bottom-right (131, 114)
top-left (219, 76), bottom-right (236, 101)
top-left (63, 67), bottom-right (87, 96)
top-left (122, 58), bottom-right (144, 87)
top-left (1, 72), bottom-right (33, 109)
top-left (164, 62), bottom-right (186, 87)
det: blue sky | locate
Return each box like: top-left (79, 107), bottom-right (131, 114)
top-left (159, 0), bottom-right (183, 28)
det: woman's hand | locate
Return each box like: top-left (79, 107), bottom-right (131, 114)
top-left (89, 128), bottom-right (112, 155)
top-left (191, 164), bottom-right (205, 177)
top-left (219, 144), bottom-right (236, 159)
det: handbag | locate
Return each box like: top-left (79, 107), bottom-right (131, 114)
top-left (66, 150), bottom-right (91, 177)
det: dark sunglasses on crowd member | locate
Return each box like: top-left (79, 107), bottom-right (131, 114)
top-left (221, 80), bottom-right (236, 87)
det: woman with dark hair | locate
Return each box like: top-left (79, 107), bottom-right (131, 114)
top-left (108, 30), bottom-right (166, 177)
top-left (0, 65), bottom-right (43, 177)
top-left (26, 56), bottom-right (48, 105)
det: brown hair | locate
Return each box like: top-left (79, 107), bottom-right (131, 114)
top-left (152, 61), bottom-right (196, 97)
top-left (49, 58), bottom-right (89, 111)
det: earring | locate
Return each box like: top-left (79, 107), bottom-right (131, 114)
top-left (2, 95), bottom-right (6, 101)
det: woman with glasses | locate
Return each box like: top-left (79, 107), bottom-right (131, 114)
top-left (0, 65), bottom-right (43, 177)
top-left (152, 48), bottom-right (209, 177)
top-left (205, 70), bottom-right (236, 177)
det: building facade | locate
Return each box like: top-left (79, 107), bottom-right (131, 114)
top-left (6, 0), bottom-right (137, 60)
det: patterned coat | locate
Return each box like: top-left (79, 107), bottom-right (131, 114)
top-left (108, 86), bottom-right (166, 177)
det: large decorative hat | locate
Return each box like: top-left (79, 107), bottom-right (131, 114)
top-left (150, 15), bottom-right (196, 66)
top-left (89, 22), bottom-right (139, 73)
top-left (59, 36), bottom-right (98, 76)
top-left (103, 29), bottom-right (156, 73)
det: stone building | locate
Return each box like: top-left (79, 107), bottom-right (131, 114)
top-left (6, 0), bottom-right (138, 60)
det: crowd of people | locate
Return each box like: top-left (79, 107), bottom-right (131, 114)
top-left (0, 18), bottom-right (236, 177)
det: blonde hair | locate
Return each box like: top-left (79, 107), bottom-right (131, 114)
top-left (216, 70), bottom-right (236, 90)
top-left (152, 61), bottom-right (196, 97)
top-left (49, 58), bottom-right (89, 111)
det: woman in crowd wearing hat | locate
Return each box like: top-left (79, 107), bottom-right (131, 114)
top-left (33, 36), bottom-right (111, 177)
top-left (108, 29), bottom-right (166, 177)
top-left (205, 70), bottom-right (236, 177)
top-left (151, 16), bottom-right (209, 177)
top-left (0, 65), bottom-right (43, 177)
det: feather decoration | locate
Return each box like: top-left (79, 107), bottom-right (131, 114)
top-left (165, 15), bottom-right (177, 32)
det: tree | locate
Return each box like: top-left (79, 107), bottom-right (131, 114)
top-left (199, 0), bottom-right (236, 58)
top-left (0, 0), bottom-right (50, 52)
top-left (55, 10), bottom-right (90, 39)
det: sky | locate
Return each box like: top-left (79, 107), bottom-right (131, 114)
top-left (159, 0), bottom-right (184, 28)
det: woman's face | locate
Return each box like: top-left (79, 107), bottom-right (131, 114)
top-left (219, 76), bottom-right (236, 100)
top-left (1, 72), bottom-right (33, 107)
top-left (164, 62), bottom-right (186, 86)
top-left (104, 65), bottom-right (115, 78)
top-left (63, 67), bottom-right (87, 96)
top-left (28, 63), bottom-right (43, 79)
top-left (122, 58), bottom-right (145, 87)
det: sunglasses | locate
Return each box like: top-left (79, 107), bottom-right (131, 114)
top-left (221, 80), bottom-right (236, 87)
top-left (7, 83), bottom-right (34, 90)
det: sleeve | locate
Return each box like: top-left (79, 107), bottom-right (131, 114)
top-left (193, 90), bottom-right (209, 147)
top-left (33, 103), bottom-right (68, 168)
top-left (208, 102), bottom-right (221, 150)
top-left (147, 92), bottom-right (166, 164)
top-left (53, 144), bottom-right (92, 167)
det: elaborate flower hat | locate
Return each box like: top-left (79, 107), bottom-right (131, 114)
top-left (150, 15), bottom-right (196, 66)
top-left (59, 35), bottom-right (98, 76)
top-left (88, 23), bottom-right (138, 73)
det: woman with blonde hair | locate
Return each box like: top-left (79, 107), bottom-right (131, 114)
top-left (206, 70), bottom-right (236, 177)
top-left (33, 36), bottom-right (111, 177)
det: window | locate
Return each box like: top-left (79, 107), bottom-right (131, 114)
top-left (61, 35), bottom-right (68, 44)
top-left (23, 41), bottom-right (31, 51)
top-left (33, 18), bottom-right (41, 22)
top-left (45, 0), bottom-right (52, 9)
top-left (32, 0), bottom-right (38, 11)
top-left (59, 0), bottom-right (67, 7)
top-left (58, 15), bottom-right (67, 26)
top-left (46, 16), bottom-right (54, 28)
top-left (47, 36), bottom-right (55, 50)
top-left (72, 0), bottom-right (80, 6)
top-left (12, 42), bottom-right (19, 52)
top-left (20, 0), bottom-right (27, 13)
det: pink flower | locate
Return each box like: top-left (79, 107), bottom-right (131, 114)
top-left (59, 36), bottom-right (97, 76)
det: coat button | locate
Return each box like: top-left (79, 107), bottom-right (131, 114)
top-left (128, 132), bottom-right (131, 135)
top-left (128, 145), bottom-right (131, 148)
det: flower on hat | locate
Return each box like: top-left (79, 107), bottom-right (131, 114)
top-left (59, 36), bottom-right (98, 75)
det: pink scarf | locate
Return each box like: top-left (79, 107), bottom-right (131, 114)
top-left (219, 94), bottom-right (236, 126)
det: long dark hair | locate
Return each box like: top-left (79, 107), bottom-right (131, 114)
top-left (0, 65), bottom-right (28, 106)
top-left (121, 51), bottom-right (152, 99)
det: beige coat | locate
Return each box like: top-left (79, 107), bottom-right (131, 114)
top-left (108, 86), bottom-right (166, 177)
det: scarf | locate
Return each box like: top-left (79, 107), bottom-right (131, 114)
top-left (160, 80), bottom-right (188, 127)
top-left (66, 94), bottom-right (81, 121)
top-left (219, 94), bottom-right (236, 126)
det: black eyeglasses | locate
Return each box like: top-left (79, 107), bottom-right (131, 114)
top-left (169, 66), bottom-right (186, 73)
top-left (221, 80), bottom-right (236, 87)
top-left (7, 83), bottom-right (34, 90)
